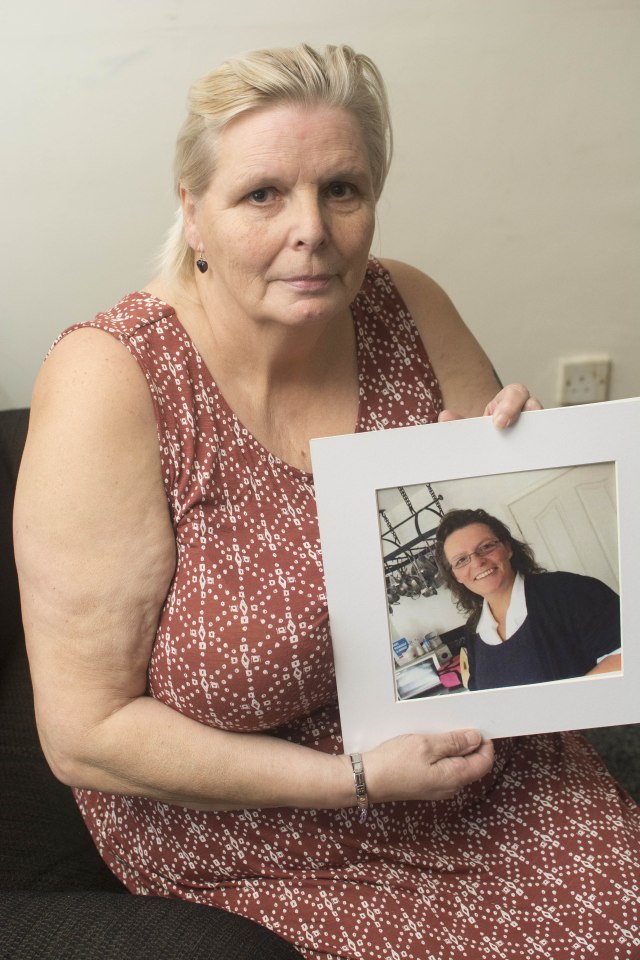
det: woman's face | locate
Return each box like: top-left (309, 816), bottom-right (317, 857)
top-left (182, 102), bottom-right (376, 331)
top-left (443, 523), bottom-right (516, 602)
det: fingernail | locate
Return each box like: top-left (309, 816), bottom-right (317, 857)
top-left (494, 413), bottom-right (509, 429)
top-left (465, 731), bottom-right (482, 747)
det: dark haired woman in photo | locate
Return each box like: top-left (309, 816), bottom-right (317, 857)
top-left (436, 507), bottom-right (621, 691)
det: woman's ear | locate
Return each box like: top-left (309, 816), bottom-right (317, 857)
top-left (180, 186), bottom-right (202, 252)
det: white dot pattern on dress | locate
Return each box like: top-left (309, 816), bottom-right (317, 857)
top-left (63, 259), bottom-right (639, 959)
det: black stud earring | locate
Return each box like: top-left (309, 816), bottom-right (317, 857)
top-left (196, 253), bottom-right (208, 274)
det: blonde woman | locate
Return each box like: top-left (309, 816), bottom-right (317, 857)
top-left (15, 44), bottom-right (638, 960)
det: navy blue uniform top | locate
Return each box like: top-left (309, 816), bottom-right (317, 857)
top-left (465, 571), bottom-right (620, 691)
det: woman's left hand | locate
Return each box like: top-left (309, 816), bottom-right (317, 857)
top-left (439, 383), bottom-right (542, 430)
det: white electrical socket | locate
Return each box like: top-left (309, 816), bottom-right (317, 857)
top-left (559, 357), bottom-right (611, 406)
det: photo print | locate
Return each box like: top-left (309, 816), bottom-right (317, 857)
top-left (311, 399), bottom-right (639, 753)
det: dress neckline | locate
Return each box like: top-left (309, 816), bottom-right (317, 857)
top-left (132, 289), bottom-right (366, 481)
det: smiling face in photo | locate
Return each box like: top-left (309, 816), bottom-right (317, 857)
top-left (444, 522), bottom-right (516, 602)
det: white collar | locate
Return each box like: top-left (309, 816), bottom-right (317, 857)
top-left (476, 573), bottom-right (527, 645)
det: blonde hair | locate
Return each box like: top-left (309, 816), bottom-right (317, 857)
top-left (159, 43), bottom-right (393, 282)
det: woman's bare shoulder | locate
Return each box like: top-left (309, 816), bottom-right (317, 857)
top-left (377, 257), bottom-right (499, 417)
top-left (31, 326), bottom-right (155, 444)
top-left (16, 326), bottom-right (173, 584)
top-left (376, 256), bottom-right (472, 343)
top-left (377, 258), bottom-right (448, 311)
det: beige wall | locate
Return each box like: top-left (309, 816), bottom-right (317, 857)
top-left (2, 0), bottom-right (638, 409)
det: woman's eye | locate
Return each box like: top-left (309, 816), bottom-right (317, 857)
top-left (247, 188), bottom-right (273, 203)
top-left (327, 182), bottom-right (354, 199)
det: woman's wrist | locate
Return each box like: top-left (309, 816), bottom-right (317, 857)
top-left (327, 752), bottom-right (371, 819)
top-left (322, 752), bottom-right (358, 811)
top-left (349, 752), bottom-right (370, 822)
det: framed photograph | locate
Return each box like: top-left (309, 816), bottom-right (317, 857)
top-left (310, 398), bottom-right (640, 754)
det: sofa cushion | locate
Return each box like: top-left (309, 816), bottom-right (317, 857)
top-left (0, 408), bottom-right (28, 669)
top-left (0, 891), bottom-right (304, 959)
top-left (0, 653), bottom-right (126, 893)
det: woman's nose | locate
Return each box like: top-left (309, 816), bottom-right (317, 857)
top-left (469, 552), bottom-right (488, 571)
top-left (290, 192), bottom-right (327, 250)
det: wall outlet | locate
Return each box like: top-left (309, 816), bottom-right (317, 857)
top-left (558, 357), bottom-right (611, 406)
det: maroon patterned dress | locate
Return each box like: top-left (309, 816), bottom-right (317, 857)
top-left (66, 259), bottom-right (639, 959)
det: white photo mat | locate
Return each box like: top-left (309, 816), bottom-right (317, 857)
top-left (310, 398), bottom-right (640, 754)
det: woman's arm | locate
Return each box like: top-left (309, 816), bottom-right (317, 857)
top-left (380, 259), bottom-right (541, 424)
top-left (586, 653), bottom-right (622, 676)
top-left (459, 647), bottom-right (471, 689)
top-left (15, 328), bottom-right (493, 811)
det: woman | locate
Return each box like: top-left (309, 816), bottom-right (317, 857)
top-left (435, 508), bottom-right (622, 691)
top-left (13, 44), bottom-right (639, 960)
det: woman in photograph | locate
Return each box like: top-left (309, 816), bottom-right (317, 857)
top-left (14, 43), bottom-right (638, 960)
top-left (435, 507), bottom-right (622, 690)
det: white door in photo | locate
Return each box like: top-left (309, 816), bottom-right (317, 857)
top-left (506, 463), bottom-right (618, 592)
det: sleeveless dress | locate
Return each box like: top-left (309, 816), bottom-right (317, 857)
top-left (67, 259), bottom-right (640, 960)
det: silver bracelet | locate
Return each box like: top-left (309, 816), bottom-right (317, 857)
top-left (349, 752), bottom-right (369, 823)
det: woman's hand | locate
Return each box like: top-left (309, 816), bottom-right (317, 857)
top-left (439, 383), bottom-right (542, 429)
top-left (363, 729), bottom-right (494, 803)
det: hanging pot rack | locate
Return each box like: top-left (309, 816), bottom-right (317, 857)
top-left (379, 484), bottom-right (445, 575)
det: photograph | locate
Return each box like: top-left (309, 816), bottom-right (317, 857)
top-left (378, 462), bottom-right (620, 702)
top-left (311, 398), bottom-right (640, 752)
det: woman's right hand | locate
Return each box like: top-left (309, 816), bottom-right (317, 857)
top-left (363, 730), bottom-right (494, 803)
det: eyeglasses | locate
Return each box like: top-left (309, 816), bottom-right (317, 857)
top-left (448, 539), bottom-right (502, 571)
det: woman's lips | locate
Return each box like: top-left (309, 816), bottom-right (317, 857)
top-left (474, 567), bottom-right (497, 581)
top-left (279, 274), bottom-right (333, 291)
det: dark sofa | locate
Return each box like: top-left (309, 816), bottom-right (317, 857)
top-left (1, 408), bottom-right (638, 959)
